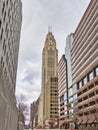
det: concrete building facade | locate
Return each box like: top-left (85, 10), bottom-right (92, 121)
top-left (38, 31), bottom-right (58, 127)
top-left (65, 34), bottom-right (77, 128)
top-left (30, 101), bottom-right (36, 128)
top-left (0, 0), bottom-right (22, 130)
top-left (38, 93), bottom-right (43, 127)
top-left (30, 98), bottom-right (39, 129)
top-left (60, 1), bottom-right (98, 130)
top-left (58, 34), bottom-right (75, 129)
top-left (58, 55), bottom-right (69, 129)
top-left (71, 0), bottom-right (98, 129)
top-left (18, 113), bottom-right (25, 130)
top-left (65, 34), bottom-right (78, 129)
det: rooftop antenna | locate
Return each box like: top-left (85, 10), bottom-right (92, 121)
top-left (48, 26), bottom-right (52, 33)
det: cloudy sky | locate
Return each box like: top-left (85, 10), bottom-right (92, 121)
top-left (16, 0), bottom-right (90, 122)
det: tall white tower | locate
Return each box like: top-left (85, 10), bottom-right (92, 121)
top-left (38, 31), bottom-right (58, 127)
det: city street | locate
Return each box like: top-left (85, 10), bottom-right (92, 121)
top-left (25, 129), bottom-right (75, 130)
top-left (24, 129), bottom-right (32, 130)
top-left (24, 129), bottom-right (66, 130)
top-left (0, 0), bottom-right (98, 130)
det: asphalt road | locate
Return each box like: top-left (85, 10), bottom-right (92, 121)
top-left (24, 129), bottom-right (32, 130)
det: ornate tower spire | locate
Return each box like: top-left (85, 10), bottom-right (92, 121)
top-left (48, 26), bottom-right (52, 33)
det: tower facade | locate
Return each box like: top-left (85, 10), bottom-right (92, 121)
top-left (65, 33), bottom-right (73, 87)
top-left (38, 31), bottom-right (58, 127)
top-left (0, 0), bottom-right (22, 130)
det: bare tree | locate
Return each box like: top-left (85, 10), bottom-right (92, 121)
top-left (16, 94), bottom-right (29, 116)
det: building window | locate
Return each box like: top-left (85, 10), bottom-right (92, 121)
top-left (3, 39), bottom-right (6, 54)
top-left (78, 92), bottom-right (82, 96)
top-left (83, 96), bottom-right (88, 100)
top-left (89, 101), bottom-right (95, 106)
top-left (6, 0), bottom-right (9, 6)
top-left (89, 92), bottom-right (95, 98)
top-left (73, 101), bottom-right (78, 106)
top-left (2, 2), bottom-right (5, 14)
top-left (64, 93), bottom-right (67, 100)
top-left (83, 77), bottom-right (87, 85)
top-left (77, 81), bottom-right (82, 89)
top-left (84, 111), bottom-right (89, 115)
top-left (69, 97), bottom-right (73, 103)
top-left (64, 103), bottom-right (67, 110)
top-left (0, 20), bottom-right (1, 28)
top-left (95, 66), bottom-right (98, 76)
top-left (60, 95), bottom-right (64, 102)
top-left (1, 28), bottom-right (3, 40)
top-left (83, 88), bottom-right (87, 93)
top-left (73, 85), bottom-right (77, 93)
top-left (79, 113), bottom-right (83, 116)
top-left (90, 109), bottom-right (96, 114)
top-left (84, 104), bottom-right (88, 108)
top-left (95, 81), bottom-right (98, 85)
top-left (88, 84), bottom-right (94, 90)
top-left (78, 98), bottom-right (82, 103)
top-left (88, 71), bottom-right (93, 81)
top-left (3, 11), bottom-right (6, 22)
top-left (64, 111), bottom-right (67, 115)
top-left (68, 88), bottom-right (72, 97)
top-left (78, 106), bottom-right (82, 109)
top-left (96, 90), bottom-right (98, 95)
top-left (1, 57), bottom-right (3, 65)
top-left (73, 94), bottom-right (77, 101)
